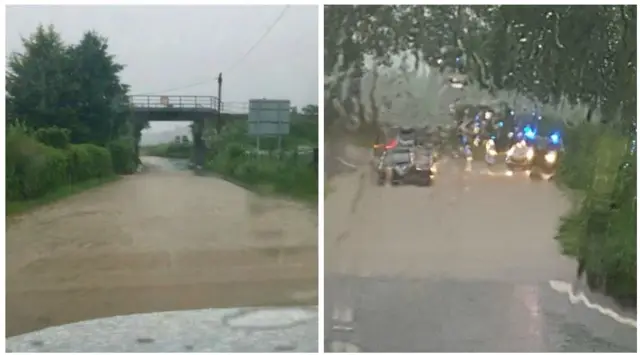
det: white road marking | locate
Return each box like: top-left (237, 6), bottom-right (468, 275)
top-left (549, 280), bottom-right (637, 328)
top-left (331, 305), bottom-right (355, 332)
top-left (332, 306), bottom-right (354, 323)
top-left (337, 157), bottom-right (358, 169)
top-left (329, 341), bottom-right (361, 352)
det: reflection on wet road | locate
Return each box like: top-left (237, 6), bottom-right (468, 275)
top-left (325, 152), bottom-right (636, 352)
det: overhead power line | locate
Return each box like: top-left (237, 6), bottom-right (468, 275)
top-left (225, 5), bottom-right (290, 75)
top-left (132, 5), bottom-right (290, 96)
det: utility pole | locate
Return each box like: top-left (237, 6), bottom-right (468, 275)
top-left (217, 73), bottom-right (223, 134)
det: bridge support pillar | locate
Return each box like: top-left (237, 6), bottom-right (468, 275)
top-left (192, 118), bottom-right (206, 168)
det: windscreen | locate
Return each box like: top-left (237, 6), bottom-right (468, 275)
top-left (398, 130), bottom-right (416, 145)
top-left (388, 150), bottom-right (412, 164)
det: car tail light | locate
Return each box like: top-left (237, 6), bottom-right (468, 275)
top-left (385, 139), bottom-right (398, 149)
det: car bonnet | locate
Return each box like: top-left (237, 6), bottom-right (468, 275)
top-left (6, 306), bottom-right (318, 352)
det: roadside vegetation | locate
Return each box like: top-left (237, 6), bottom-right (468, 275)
top-left (142, 106), bottom-right (319, 203)
top-left (6, 25), bottom-right (138, 215)
top-left (140, 135), bottom-right (192, 159)
top-left (325, 5), bottom-right (636, 303)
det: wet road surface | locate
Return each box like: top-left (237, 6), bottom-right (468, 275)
top-left (7, 156), bottom-right (317, 337)
top-left (324, 149), bottom-right (637, 352)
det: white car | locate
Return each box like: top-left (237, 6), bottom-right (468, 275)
top-left (505, 140), bottom-right (535, 169)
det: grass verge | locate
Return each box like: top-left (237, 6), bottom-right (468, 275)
top-left (6, 175), bottom-right (121, 216)
top-left (140, 143), bottom-right (191, 159)
top-left (196, 169), bottom-right (318, 208)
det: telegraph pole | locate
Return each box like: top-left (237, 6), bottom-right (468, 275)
top-left (217, 73), bottom-right (223, 133)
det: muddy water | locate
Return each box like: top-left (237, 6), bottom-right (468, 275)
top-left (326, 157), bottom-right (576, 280)
top-left (6, 156), bottom-right (318, 337)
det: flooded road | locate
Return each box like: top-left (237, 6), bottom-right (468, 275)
top-left (7, 156), bottom-right (318, 337)
top-left (324, 148), bottom-right (637, 352)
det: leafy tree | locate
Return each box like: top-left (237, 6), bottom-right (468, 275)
top-left (66, 30), bottom-right (131, 145)
top-left (324, 5), bottom-right (636, 129)
top-left (6, 24), bottom-right (132, 146)
top-left (6, 25), bottom-right (73, 130)
top-left (301, 104), bottom-right (318, 116)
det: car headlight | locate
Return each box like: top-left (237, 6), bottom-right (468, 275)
top-left (473, 126), bottom-right (480, 134)
top-left (506, 147), bottom-right (515, 157)
top-left (526, 147), bottom-right (535, 160)
top-left (485, 140), bottom-right (497, 156)
top-left (544, 151), bottom-right (557, 164)
top-left (484, 111), bottom-right (493, 120)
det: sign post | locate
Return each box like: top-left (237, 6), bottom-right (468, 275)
top-left (248, 99), bottom-right (291, 153)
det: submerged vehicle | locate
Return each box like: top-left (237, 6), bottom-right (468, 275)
top-left (375, 146), bottom-right (435, 186)
top-left (529, 131), bottom-right (564, 180)
top-left (448, 74), bottom-right (468, 89)
top-left (373, 126), bottom-right (418, 158)
top-left (505, 136), bottom-right (536, 172)
top-left (396, 127), bottom-right (418, 147)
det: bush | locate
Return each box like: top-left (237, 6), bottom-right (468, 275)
top-left (66, 144), bottom-right (95, 182)
top-left (206, 143), bottom-right (317, 201)
top-left (6, 126), bottom-right (116, 202)
top-left (33, 126), bottom-right (71, 149)
top-left (77, 144), bottom-right (113, 179)
top-left (7, 133), bottom-right (69, 200)
top-left (108, 137), bottom-right (138, 174)
top-left (555, 121), bottom-right (636, 301)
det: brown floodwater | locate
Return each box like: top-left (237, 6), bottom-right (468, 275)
top-left (7, 156), bottom-right (318, 337)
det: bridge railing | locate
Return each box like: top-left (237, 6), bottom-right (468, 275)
top-left (128, 95), bottom-right (219, 110)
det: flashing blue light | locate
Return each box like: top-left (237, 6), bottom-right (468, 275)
top-left (498, 121), bottom-right (504, 127)
top-left (523, 125), bottom-right (536, 140)
top-left (550, 133), bottom-right (560, 145)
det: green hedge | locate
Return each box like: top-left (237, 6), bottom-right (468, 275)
top-left (206, 143), bottom-right (317, 202)
top-left (34, 126), bottom-right (71, 149)
top-left (108, 137), bottom-right (138, 174)
top-left (554, 122), bottom-right (636, 301)
top-left (7, 129), bottom-right (115, 201)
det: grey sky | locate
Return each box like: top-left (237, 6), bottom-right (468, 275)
top-left (6, 5), bottom-right (319, 133)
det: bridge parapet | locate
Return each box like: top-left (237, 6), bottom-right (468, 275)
top-left (128, 95), bottom-right (219, 112)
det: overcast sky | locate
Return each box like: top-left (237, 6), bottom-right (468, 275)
top-left (6, 5), bottom-right (319, 133)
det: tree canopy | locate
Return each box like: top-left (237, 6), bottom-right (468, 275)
top-left (6, 24), bottom-right (132, 145)
top-left (325, 5), bottom-right (636, 127)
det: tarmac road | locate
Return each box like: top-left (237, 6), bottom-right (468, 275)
top-left (324, 152), bottom-right (637, 352)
